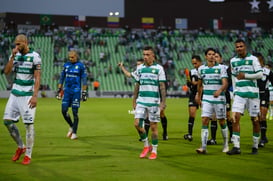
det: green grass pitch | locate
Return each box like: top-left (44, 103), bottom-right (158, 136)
top-left (0, 98), bottom-right (273, 181)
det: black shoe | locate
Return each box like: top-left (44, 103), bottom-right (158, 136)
top-left (258, 142), bottom-right (264, 148)
top-left (163, 132), bottom-right (168, 140)
top-left (226, 147), bottom-right (241, 155)
top-left (258, 140), bottom-right (265, 148)
top-left (251, 147), bottom-right (258, 154)
top-left (184, 134), bottom-right (193, 142)
top-left (259, 138), bottom-right (269, 148)
top-left (207, 139), bottom-right (217, 145)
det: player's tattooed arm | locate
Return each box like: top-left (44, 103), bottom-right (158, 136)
top-left (132, 83), bottom-right (139, 109)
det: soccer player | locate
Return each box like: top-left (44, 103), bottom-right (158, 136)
top-left (118, 59), bottom-right (169, 140)
top-left (227, 39), bottom-right (263, 155)
top-left (207, 51), bottom-right (233, 145)
top-left (254, 53), bottom-right (273, 147)
top-left (56, 50), bottom-right (88, 140)
top-left (195, 48), bottom-right (229, 154)
top-left (132, 46), bottom-right (166, 159)
top-left (184, 55), bottom-right (202, 142)
top-left (118, 59), bottom-right (151, 137)
top-left (3, 34), bottom-right (42, 165)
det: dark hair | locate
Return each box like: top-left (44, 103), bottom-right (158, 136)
top-left (143, 46), bottom-right (157, 60)
top-left (253, 52), bottom-right (263, 58)
top-left (235, 39), bottom-right (246, 44)
top-left (253, 52), bottom-right (265, 64)
top-left (192, 55), bottom-right (202, 62)
top-left (143, 46), bottom-right (155, 52)
top-left (205, 47), bottom-right (215, 55)
top-left (215, 50), bottom-right (222, 57)
top-left (137, 59), bottom-right (144, 63)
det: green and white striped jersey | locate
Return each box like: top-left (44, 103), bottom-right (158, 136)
top-left (198, 63), bottom-right (228, 104)
top-left (11, 49), bottom-right (42, 96)
top-left (230, 53), bottom-right (262, 98)
top-left (133, 63), bottom-right (166, 107)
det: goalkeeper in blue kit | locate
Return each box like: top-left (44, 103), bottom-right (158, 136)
top-left (56, 50), bottom-right (88, 140)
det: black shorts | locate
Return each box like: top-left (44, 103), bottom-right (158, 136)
top-left (188, 92), bottom-right (199, 108)
top-left (260, 91), bottom-right (270, 108)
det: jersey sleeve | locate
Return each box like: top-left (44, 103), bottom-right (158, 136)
top-left (253, 56), bottom-right (262, 73)
top-left (158, 65), bottom-right (166, 82)
top-left (33, 52), bottom-right (42, 70)
top-left (58, 63), bottom-right (66, 85)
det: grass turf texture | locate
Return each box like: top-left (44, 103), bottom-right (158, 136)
top-left (0, 98), bottom-right (273, 181)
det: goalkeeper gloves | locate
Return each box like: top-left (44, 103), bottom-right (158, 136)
top-left (56, 88), bottom-right (63, 100)
top-left (82, 90), bottom-right (87, 101)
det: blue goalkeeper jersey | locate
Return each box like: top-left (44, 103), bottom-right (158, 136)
top-left (59, 61), bottom-right (87, 92)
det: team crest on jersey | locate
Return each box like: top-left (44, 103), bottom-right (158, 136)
top-left (215, 69), bottom-right (219, 73)
top-left (27, 57), bottom-right (31, 61)
top-left (246, 61), bottom-right (249, 65)
top-left (75, 65), bottom-right (79, 69)
top-left (152, 69), bottom-right (156, 74)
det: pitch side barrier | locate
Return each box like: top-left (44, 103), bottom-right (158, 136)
top-left (0, 91), bottom-right (188, 98)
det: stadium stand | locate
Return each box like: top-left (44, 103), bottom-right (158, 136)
top-left (0, 28), bottom-right (272, 92)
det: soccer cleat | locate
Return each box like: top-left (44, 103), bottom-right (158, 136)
top-left (258, 142), bottom-right (265, 148)
top-left (251, 147), bottom-right (258, 155)
top-left (139, 146), bottom-right (151, 158)
top-left (21, 156), bottom-right (31, 165)
top-left (226, 147), bottom-right (241, 155)
top-left (184, 134), bottom-right (193, 142)
top-left (66, 128), bottom-right (73, 138)
top-left (207, 139), bottom-right (217, 145)
top-left (148, 152), bottom-right (157, 160)
top-left (12, 147), bottom-right (26, 161)
top-left (222, 145), bottom-right (229, 153)
top-left (259, 138), bottom-right (269, 148)
top-left (71, 133), bottom-right (78, 140)
top-left (196, 148), bottom-right (207, 154)
top-left (163, 132), bottom-right (168, 140)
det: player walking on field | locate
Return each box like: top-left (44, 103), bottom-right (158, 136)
top-left (227, 39), bottom-right (263, 155)
top-left (3, 34), bottom-right (42, 165)
top-left (184, 55), bottom-right (202, 142)
top-left (132, 46), bottom-right (166, 159)
top-left (56, 50), bottom-right (88, 140)
top-left (195, 48), bottom-right (229, 154)
top-left (118, 59), bottom-right (169, 140)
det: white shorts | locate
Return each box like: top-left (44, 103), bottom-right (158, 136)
top-left (134, 104), bottom-right (160, 122)
top-left (3, 94), bottom-right (36, 124)
top-left (232, 95), bottom-right (260, 117)
top-left (201, 101), bottom-right (226, 119)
